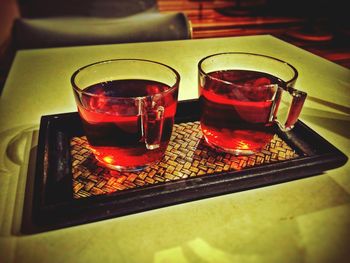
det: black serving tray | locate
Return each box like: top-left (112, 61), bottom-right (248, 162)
top-left (21, 99), bottom-right (347, 234)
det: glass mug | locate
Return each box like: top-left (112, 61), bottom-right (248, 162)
top-left (71, 59), bottom-right (180, 171)
top-left (198, 52), bottom-right (307, 155)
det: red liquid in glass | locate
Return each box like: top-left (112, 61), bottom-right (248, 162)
top-left (76, 79), bottom-right (177, 168)
top-left (199, 70), bottom-right (283, 153)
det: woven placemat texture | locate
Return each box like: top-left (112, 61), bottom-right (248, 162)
top-left (71, 121), bottom-right (299, 199)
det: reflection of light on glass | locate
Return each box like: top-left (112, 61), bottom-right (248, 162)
top-left (103, 156), bottom-right (114, 164)
top-left (238, 141), bottom-right (250, 150)
top-left (203, 129), bottom-right (214, 137)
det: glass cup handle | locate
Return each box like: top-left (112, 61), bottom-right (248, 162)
top-left (140, 98), bottom-right (165, 150)
top-left (275, 87), bottom-right (307, 132)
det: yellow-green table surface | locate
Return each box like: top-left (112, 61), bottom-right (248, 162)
top-left (1, 35), bottom-right (349, 263)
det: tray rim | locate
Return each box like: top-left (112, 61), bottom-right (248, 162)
top-left (22, 99), bottom-right (348, 234)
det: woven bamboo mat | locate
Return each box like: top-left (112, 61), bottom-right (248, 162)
top-left (70, 121), bottom-right (299, 199)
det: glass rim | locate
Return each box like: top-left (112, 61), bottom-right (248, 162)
top-left (71, 58), bottom-right (180, 99)
top-left (198, 52), bottom-right (298, 87)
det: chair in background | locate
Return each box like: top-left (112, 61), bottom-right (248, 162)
top-left (0, 0), bottom-right (191, 94)
top-left (18, 0), bottom-right (159, 18)
top-left (13, 0), bottom-right (192, 49)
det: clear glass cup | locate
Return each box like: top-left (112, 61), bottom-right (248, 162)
top-left (71, 59), bottom-right (180, 171)
top-left (198, 52), bottom-right (307, 155)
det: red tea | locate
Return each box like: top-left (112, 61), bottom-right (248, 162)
top-left (199, 69), bottom-right (283, 153)
top-left (76, 79), bottom-right (177, 169)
